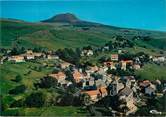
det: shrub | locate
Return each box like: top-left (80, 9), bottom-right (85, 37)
top-left (25, 91), bottom-right (46, 107)
top-left (12, 75), bottom-right (22, 82)
top-left (37, 76), bottom-right (58, 88)
top-left (9, 85), bottom-right (26, 95)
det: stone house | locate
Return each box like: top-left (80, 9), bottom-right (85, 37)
top-left (111, 54), bottom-right (119, 61)
top-left (49, 71), bottom-right (66, 83)
top-left (118, 86), bottom-right (137, 114)
top-left (8, 55), bottom-right (25, 63)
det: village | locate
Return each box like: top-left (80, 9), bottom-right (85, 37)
top-left (1, 46), bottom-right (166, 116)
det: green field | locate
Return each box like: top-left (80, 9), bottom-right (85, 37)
top-left (1, 18), bottom-right (166, 116)
top-left (0, 59), bottom-right (60, 95)
top-left (1, 19), bottom-right (166, 51)
top-left (1, 106), bottom-right (88, 116)
top-left (135, 63), bottom-right (166, 80)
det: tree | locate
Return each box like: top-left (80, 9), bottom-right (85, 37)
top-left (38, 76), bottom-right (58, 88)
top-left (66, 84), bottom-right (77, 94)
top-left (10, 99), bottom-right (24, 107)
top-left (9, 85), bottom-right (26, 95)
top-left (52, 68), bottom-right (59, 74)
top-left (80, 93), bottom-right (91, 106)
top-left (12, 75), bottom-right (22, 82)
top-left (25, 91), bottom-right (46, 107)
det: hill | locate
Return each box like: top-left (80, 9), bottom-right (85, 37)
top-left (42, 13), bottom-right (80, 23)
top-left (0, 13), bottom-right (166, 51)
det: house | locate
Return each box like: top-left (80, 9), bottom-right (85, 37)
top-left (95, 79), bottom-right (107, 88)
top-left (99, 87), bottom-right (108, 97)
top-left (111, 54), bottom-right (118, 61)
top-left (121, 76), bottom-right (136, 87)
top-left (145, 84), bottom-right (156, 96)
top-left (102, 46), bottom-right (109, 51)
top-left (110, 78), bottom-right (124, 96)
top-left (47, 54), bottom-right (59, 60)
top-left (73, 70), bottom-right (83, 83)
top-left (88, 77), bottom-right (95, 86)
top-left (24, 50), bottom-right (44, 60)
top-left (104, 61), bottom-right (116, 70)
top-left (139, 80), bottom-right (151, 88)
top-left (25, 54), bottom-right (35, 60)
top-left (81, 49), bottom-right (93, 56)
top-left (81, 90), bottom-right (101, 102)
top-left (86, 66), bottom-right (99, 76)
top-left (49, 72), bottom-right (66, 83)
top-left (153, 56), bottom-right (165, 62)
top-left (0, 56), bottom-right (7, 64)
top-left (8, 55), bottom-right (25, 63)
top-left (81, 87), bottom-right (108, 102)
top-left (33, 52), bottom-right (44, 58)
top-left (61, 62), bottom-right (72, 69)
top-left (133, 64), bottom-right (141, 70)
top-left (118, 86), bottom-right (136, 114)
top-left (120, 60), bottom-right (133, 70)
top-left (26, 50), bottom-right (33, 54)
top-left (88, 66), bottom-right (99, 73)
top-left (98, 66), bottom-right (108, 74)
top-left (121, 61), bottom-right (127, 70)
top-left (118, 49), bottom-right (122, 54)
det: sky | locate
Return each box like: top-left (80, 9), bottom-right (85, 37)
top-left (0, 0), bottom-right (166, 31)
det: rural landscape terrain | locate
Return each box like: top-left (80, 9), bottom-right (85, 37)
top-left (0, 13), bottom-right (166, 116)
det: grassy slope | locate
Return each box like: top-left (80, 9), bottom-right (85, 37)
top-left (135, 63), bottom-right (166, 80)
top-left (1, 19), bottom-right (166, 50)
top-left (2, 106), bottom-right (88, 116)
top-left (0, 59), bottom-right (59, 95)
top-left (0, 19), bottom-right (166, 116)
top-left (0, 20), bottom-right (51, 48)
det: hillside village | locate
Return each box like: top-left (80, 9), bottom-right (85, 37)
top-left (1, 43), bottom-right (166, 116)
top-left (1, 11), bottom-right (166, 116)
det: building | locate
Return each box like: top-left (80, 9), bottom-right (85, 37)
top-left (118, 86), bottom-right (136, 114)
top-left (145, 84), bottom-right (156, 96)
top-left (81, 87), bottom-right (108, 102)
top-left (95, 79), bottom-right (107, 88)
top-left (61, 62), bottom-right (72, 69)
top-left (153, 56), bottom-right (165, 62)
top-left (120, 60), bottom-right (133, 70)
top-left (110, 78), bottom-right (124, 96)
top-left (47, 54), bottom-right (59, 60)
top-left (133, 64), bottom-right (141, 70)
top-left (26, 50), bottom-right (33, 54)
top-left (111, 54), bottom-right (118, 61)
top-left (87, 66), bottom-right (99, 73)
top-left (33, 52), bottom-right (44, 58)
top-left (81, 49), bottom-right (93, 56)
top-left (81, 90), bottom-right (101, 102)
top-left (73, 70), bottom-right (83, 83)
top-left (104, 61), bottom-right (116, 70)
top-left (89, 77), bottom-right (95, 86)
top-left (99, 87), bottom-right (108, 97)
top-left (121, 61), bottom-right (127, 70)
top-left (139, 80), bottom-right (151, 88)
top-left (121, 76), bottom-right (136, 87)
top-left (49, 72), bottom-right (66, 83)
top-left (26, 54), bottom-right (35, 60)
top-left (8, 55), bottom-right (25, 63)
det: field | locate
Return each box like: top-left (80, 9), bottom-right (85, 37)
top-left (1, 19), bottom-right (166, 51)
top-left (0, 59), bottom-right (58, 95)
top-left (1, 106), bottom-right (88, 116)
top-left (135, 63), bottom-right (166, 80)
top-left (0, 59), bottom-right (88, 116)
top-left (0, 18), bottom-right (166, 116)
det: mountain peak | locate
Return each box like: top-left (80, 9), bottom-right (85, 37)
top-left (42, 13), bottom-right (80, 23)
